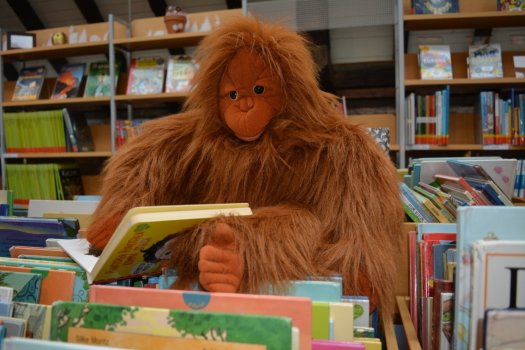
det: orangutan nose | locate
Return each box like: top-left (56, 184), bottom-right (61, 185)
top-left (239, 96), bottom-right (254, 112)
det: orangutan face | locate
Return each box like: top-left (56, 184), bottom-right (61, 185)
top-left (219, 48), bottom-right (283, 141)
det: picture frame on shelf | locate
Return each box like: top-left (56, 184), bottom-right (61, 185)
top-left (6, 32), bottom-right (36, 50)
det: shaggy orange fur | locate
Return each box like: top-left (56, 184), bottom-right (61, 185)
top-left (86, 16), bottom-right (404, 318)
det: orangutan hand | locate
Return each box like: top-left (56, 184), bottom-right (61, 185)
top-left (198, 222), bottom-right (244, 293)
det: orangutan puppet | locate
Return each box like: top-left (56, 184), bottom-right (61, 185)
top-left (86, 16), bottom-right (404, 318)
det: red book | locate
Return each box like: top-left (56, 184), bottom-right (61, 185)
top-left (434, 174), bottom-right (491, 205)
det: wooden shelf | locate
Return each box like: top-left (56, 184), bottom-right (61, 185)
top-left (2, 152), bottom-right (112, 159)
top-left (114, 32), bottom-right (207, 51)
top-left (115, 92), bottom-right (189, 105)
top-left (0, 42), bottom-right (110, 62)
top-left (2, 96), bottom-right (110, 108)
top-left (404, 11), bottom-right (525, 31)
top-left (406, 144), bottom-right (525, 151)
top-left (405, 77), bottom-right (525, 87)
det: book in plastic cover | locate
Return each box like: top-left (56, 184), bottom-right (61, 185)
top-left (51, 63), bottom-right (86, 99)
top-left (419, 45), bottom-right (453, 80)
top-left (12, 66), bottom-right (46, 101)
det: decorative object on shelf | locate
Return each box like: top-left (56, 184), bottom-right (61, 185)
top-left (413, 0), bottom-right (459, 14)
top-left (6, 32), bottom-right (35, 50)
top-left (51, 31), bottom-right (68, 45)
top-left (497, 0), bottom-right (525, 11)
top-left (164, 6), bottom-right (187, 34)
top-left (467, 43), bottom-right (503, 79)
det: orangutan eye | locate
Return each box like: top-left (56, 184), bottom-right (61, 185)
top-left (253, 85), bottom-right (265, 94)
top-left (229, 91), bottom-right (238, 100)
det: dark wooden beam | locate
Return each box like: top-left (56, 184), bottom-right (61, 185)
top-left (5, 0), bottom-right (66, 76)
top-left (73, 0), bottom-right (104, 23)
top-left (225, 0), bottom-right (242, 8)
top-left (147, 0), bottom-right (167, 17)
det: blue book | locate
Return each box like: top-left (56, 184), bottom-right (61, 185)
top-left (454, 206), bottom-right (525, 350)
top-left (286, 279), bottom-right (342, 302)
top-left (413, 0), bottom-right (459, 14)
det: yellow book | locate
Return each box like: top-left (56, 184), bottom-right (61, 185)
top-left (57, 203), bottom-right (252, 284)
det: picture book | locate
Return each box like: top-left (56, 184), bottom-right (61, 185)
top-left (11, 66), bottom-right (46, 101)
top-left (56, 164), bottom-right (85, 200)
top-left (63, 109), bottom-right (95, 152)
top-left (311, 339), bottom-right (365, 349)
top-left (497, 0), bottom-right (525, 11)
top-left (0, 257), bottom-right (89, 302)
top-left (126, 57), bottom-right (166, 95)
top-left (12, 302), bottom-right (52, 339)
top-left (9, 245), bottom-right (70, 259)
top-left (0, 316), bottom-right (27, 337)
top-left (2, 337), bottom-right (128, 350)
top-left (0, 265), bottom-right (75, 305)
top-left (0, 216), bottom-right (78, 257)
top-left (83, 60), bottom-right (120, 97)
top-left (89, 285), bottom-right (312, 350)
top-left (28, 199), bottom-right (99, 230)
top-left (51, 63), bottom-right (86, 99)
top-left (413, 0), bottom-right (459, 14)
top-left (469, 240), bottom-right (525, 350)
top-left (58, 203), bottom-right (252, 284)
top-left (468, 44), bottom-right (503, 79)
top-left (340, 295), bottom-right (370, 328)
top-left (438, 292), bottom-right (454, 350)
top-left (484, 308), bottom-right (525, 350)
top-left (514, 55), bottom-right (525, 78)
top-left (50, 301), bottom-right (292, 350)
top-left (165, 55), bottom-right (198, 93)
top-left (0, 270), bottom-right (42, 304)
top-left (434, 174), bottom-right (490, 205)
top-left (453, 206), bottom-right (525, 350)
top-left (418, 45), bottom-right (453, 80)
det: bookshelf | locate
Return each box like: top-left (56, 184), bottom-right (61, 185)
top-left (0, 9), bottom-right (243, 197)
top-left (396, 0), bottom-right (525, 167)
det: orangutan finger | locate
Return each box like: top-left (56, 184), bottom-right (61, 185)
top-left (199, 245), bottom-right (238, 264)
top-left (209, 223), bottom-right (236, 249)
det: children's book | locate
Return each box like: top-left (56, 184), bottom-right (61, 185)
top-left (12, 302), bottom-right (52, 339)
top-left (0, 271), bottom-right (42, 304)
top-left (468, 44), bottom-right (503, 79)
top-left (497, 0), bottom-right (525, 11)
top-left (0, 265), bottom-right (75, 305)
top-left (453, 206), bottom-right (525, 350)
top-left (0, 216), bottom-right (79, 257)
top-left (9, 245), bottom-right (70, 259)
top-left (311, 339), bottom-right (365, 349)
top-left (2, 337), bottom-right (128, 350)
top-left (418, 45), bottom-right (453, 80)
top-left (50, 301), bottom-right (292, 350)
top-left (126, 57), bottom-right (166, 95)
top-left (63, 108), bottom-right (95, 152)
top-left (58, 203), bottom-right (252, 284)
top-left (165, 55), bottom-right (198, 93)
top-left (484, 308), bottom-right (525, 350)
top-left (0, 316), bottom-right (27, 337)
top-left (438, 292), bottom-right (454, 350)
top-left (11, 66), bottom-right (46, 101)
top-left (28, 199), bottom-right (99, 230)
top-left (51, 63), bottom-right (86, 99)
top-left (469, 240), bottom-right (525, 350)
top-left (83, 61), bottom-right (120, 97)
top-left (513, 55), bottom-right (525, 78)
top-left (413, 0), bottom-right (459, 14)
top-left (89, 284), bottom-right (311, 350)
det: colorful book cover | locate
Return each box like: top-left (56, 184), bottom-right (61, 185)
top-left (58, 203), bottom-right (252, 284)
top-left (468, 44), bottom-right (503, 79)
top-left (51, 63), bottom-right (86, 99)
top-left (0, 271), bottom-right (41, 303)
top-left (165, 55), bottom-right (198, 93)
top-left (469, 240), bottom-right (525, 350)
top-left (413, 0), bottom-right (459, 14)
top-left (83, 61), bottom-right (121, 97)
top-left (438, 292), bottom-right (454, 350)
top-left (0, 257), bottom-right (89, 302)
top-left (340, 295), bottom-right (370, 328)
top-left (497, 0), bottom-right (525, 11)
top-left (484, 308), bottom-right (525, 349)
top-left (11, 66), bottom-right (46, 101)
top-left (0, 216), bottom-right (77, 257)
top-left (50, 301), bottom-right (292, 350)
top-left (89, 285), bottom-right (311, 350)
top-left (12, 302), bottom-right (52, 339)
top-left (0, 316), bottom-right (27, 337)
top-left (0, 265), bottom-right (75, 305)
top-left (453, 206), bottom-right (525, 350)
top-left (418, 45), bottom-right (453, 80)
top-left (126, 57), bottom-right (166, 95)
top-left (9, 245), bottom-right (70, 259)
top-left (311, 339), bottom-right (365, 349)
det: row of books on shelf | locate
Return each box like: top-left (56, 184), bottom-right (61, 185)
top-left (405, 87), bottom-right (450, 145)
top-left (408, 207), bottom-right (525, 350)
top-left (11, 55), bottom-right (197, 102)
top-left (411, 0), bottom-right (525, 14)
top-left (401, 157), bottom-right (521, 223)
top-left (0, 202), bottom-right (384, 349)
top-left (418, 44), bottom-right (524, 80)
top-left (3, 109), bottom-right (146, 154)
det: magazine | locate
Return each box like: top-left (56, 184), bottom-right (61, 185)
top-left (11, 66), bottom-right (46, 101)
top-left (50, 63), bottom-right (86, 99)
top-left (126, 57), bottom-right (166, 95)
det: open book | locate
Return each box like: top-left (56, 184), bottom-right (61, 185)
top-left (58, 203), bottom-right (252, 284)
